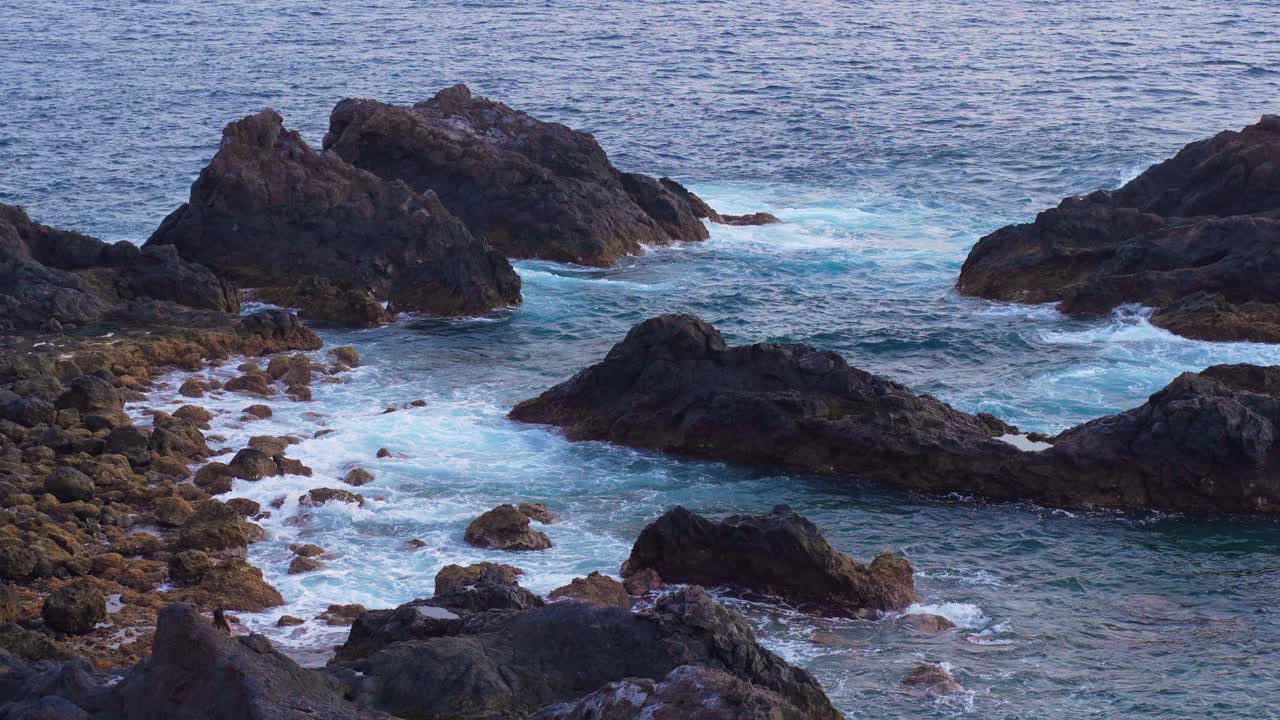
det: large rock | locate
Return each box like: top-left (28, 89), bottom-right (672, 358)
top-left (0, 203), bottom-right (237, 332)
top-left (511, 315), bottom-right (1280, 512)
top-left (510, 314), bottom-right (1022, 494)
top-left (1018, 365), bottom-right (1280, 512)
top-left (145, 109), bottom-right (521, 319)
top-left (41, 582), bottom-right (106, 634)
top-left (337, 586), bottom-right (839, 720)
top-left (323, 85), bottom-right (764, 267)
top-left (463, 504), bottom-right (552, 550)
top-left (531, 665), bottom-right (812, 720)
top-left (105, 603), bottom-right (386, 720)
top-left (622, 506), bottom-right (916, 616)
top-left (958, 115), bottom-right (1280, 342)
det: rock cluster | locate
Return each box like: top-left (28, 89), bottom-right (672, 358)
top-left (958, 115), bottom-right (1280, 342)
top-left (0, 307), bottom-right (319, 666)
top-left (323, 84), bottom-right (775, 267)
top-left (513, 314), bottom-right (1280, 512)
top-left (145, 109), bottom-right (522, 320)
top-left (0, 203), bottom-right (238, 333)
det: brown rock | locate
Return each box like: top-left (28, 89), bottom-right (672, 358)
top-left (277, 615), bottom-right (305, 627)
top-left (548, 572), bottom-right (630, 609)
top-left (342, 468), bottom-right (374, 486)
top-left (902, 664), bottom-right (965, 695)
top-left (463, 504), bottom-right (552, 551)
top-left (288, 556), bottom-right (323, 574)
top-left (317, 603), bottom-right (365, 626)
top-left (332, 346), bottom-right (359, 367)
top-left (242, 404), bottom-right (272, 420)
top-left (434, 562), bottom-right (523, 596)
top-left (622, 567), bottom-right (663, 596)
top-left (299, 488), bottom-right (364, 507)
top-left (901, 613), bottom-right (956, 633)
top-left (517, 502), bottom-right (556, 524)
top-left (153, 496), bottom-right (195, 527)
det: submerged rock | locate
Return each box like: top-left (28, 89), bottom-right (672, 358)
top-left (958, 115), bottom-right (1280, 342)
top-left (145, 109), bottom-right (521, 320)
top-left (323, 85), bottom-right (770, 267)
top-left (622, 506), bottom-right (915, 615)
top-left (512, 314), bottom-right (1280, 512)
top-left (463, 503), bottom-right (552, 550)
top-left (901, 663), bottom-right (965, 695)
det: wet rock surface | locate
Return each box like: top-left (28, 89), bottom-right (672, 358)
top-left (622, 506), bottom-right (916, 615)
top-left (958, 115), bottom-right (1280, 342)
top-left (463, 503), bottom-right (552, 550)
top-left (145, 109), bottom-right (521, 320)
top-left (513, 314), bottom-right (1280, 512)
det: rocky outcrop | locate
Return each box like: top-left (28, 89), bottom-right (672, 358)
top-left (463, 503), bottom-right (552, 550)
top-left (621, 506), bottom-right (916, 616)
top-left (512, 314), bottom-right (1280, 512)
top-left (145, 109), bottom-right (521, 320)
top-left (335, 585), bottom-right (840, 720)
top-left (323, 85), bottom-right (772, 266)
top-left (531, 665), bottom-right (812, 720)
top-left (0, 203), bottom-right (237, 333)
top-left (254, 277), bottom-right (391, 327)
top-left (510, 313), bottom-right (1024, 494)
top-left (958, 115), bottom-right (1280, 342)
top-left (105, 604), bottom-right (387, 720)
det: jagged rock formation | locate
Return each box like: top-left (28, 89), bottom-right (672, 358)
top-left (334, 585), bottom-right (840, 720)
top-left (323, 85), bottom-right (775, 267)
top-left (621, 506), bottom-right (916, 616)
top-left (0, 203), bottom-right (237, 332)
top-left (959, 115), bottom-right (1280, 342)
top-left (145, 109), bottom-right (520, 320)
top-left (512, 314), bottom-right (1280, 512)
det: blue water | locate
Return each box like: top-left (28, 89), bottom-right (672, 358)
top-left (6, 2), bottom-right (1280, 718)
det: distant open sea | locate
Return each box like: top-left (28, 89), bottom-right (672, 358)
top-left (5, 2), bottom-right (1280, 717)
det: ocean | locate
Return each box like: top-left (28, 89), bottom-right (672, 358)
top-left (4, 1), bottom-right (1280, 717)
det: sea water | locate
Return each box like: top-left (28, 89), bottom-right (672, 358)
top-left (5, 2), bottom-right (1280, 717)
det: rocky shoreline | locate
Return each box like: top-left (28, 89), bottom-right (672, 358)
top-left (2, 90), bottom-right (1279, 718)
top-left (958, 115), bottom-right (1280, 343)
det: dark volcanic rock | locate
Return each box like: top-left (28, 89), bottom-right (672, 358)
top-left (255, 277), bottom-right (391, 327)
top-left (531, 664), bottom-right (813, 720)
top-left (323, 85), bottom-right (767, 267)
top-left (105, 603), bottom-right (385, 720)
top-left (145, 109), bottom-right (521, 319)
top-left (0, 203), bottom-right (237, 332)
top-left (958, 115), bottom-right (1280, 342)
top-left (1019, 365), bottom-right (1280, 512)
top-left (622, 506), bottom-right (916, 615)
top-left (338, 585), bottom-right (839, 720)
top-left (901, 664), bottom-right (965, 695)
top-left (512, 314), bottom-right (1280, 512)
top-left (510, 313), bottom-right (1022, 494)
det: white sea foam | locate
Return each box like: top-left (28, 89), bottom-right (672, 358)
top-left (905, 602), bottom-right (990, 630)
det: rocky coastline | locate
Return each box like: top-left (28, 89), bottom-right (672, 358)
top-left (3, 90), bottom-right (1280, 719)
top-left (958, 115), bottom-right (1280, 343)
